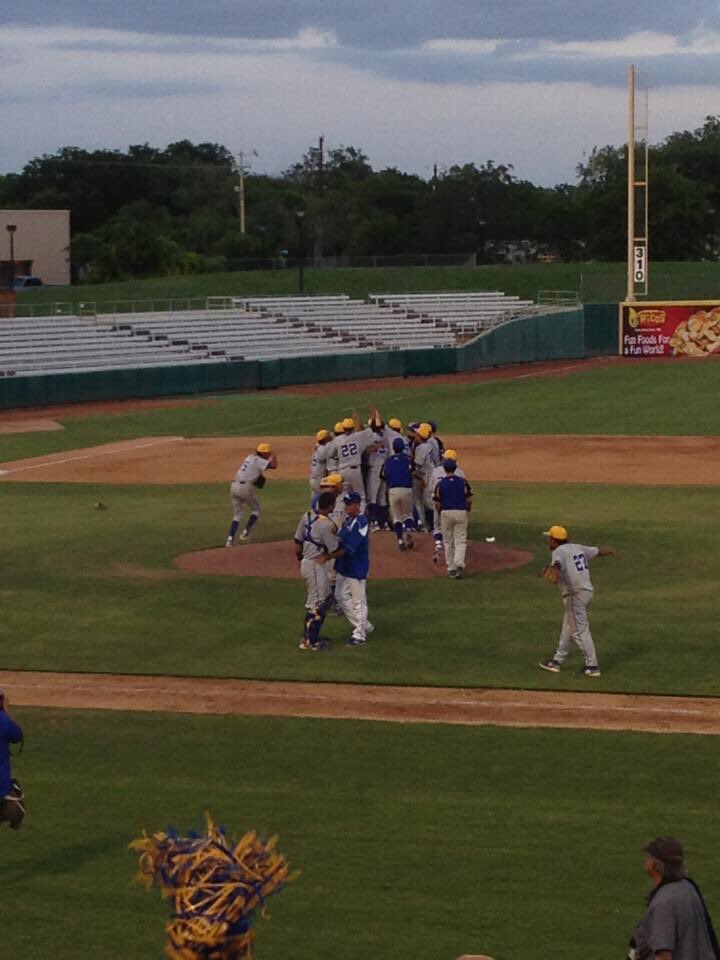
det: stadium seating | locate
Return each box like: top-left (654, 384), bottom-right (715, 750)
top-left (0, 292), bottom-right (537, 376)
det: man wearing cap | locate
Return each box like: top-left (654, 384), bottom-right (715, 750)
top-left (428, 448), bottom-right (465, 564)
top-left (538, 525), bottom-right (615, 677)
top-left (364, 417), bottom-right (390, 530)
top-left (309, 429), bottom-right (332, 496)
top-left (324, 417), bottom-right (380, 502)
top-left (323, 492), bottom-right (373, 645)
top-left (381, 437), bottom-right (416, 551)
top-left (293, 491), bottom-right (339, 651)
top-left (412, 422), bottom-right (436, 532)
top-left (384, 418), bottom-right (408, 454)
top-left (628, 837), bottom-right (719, 960)
top-left (0, 688), bottom-right (24, 831)
top-left (433, 457), bottom-right (473, 579)
top-left (225, 443), bottom-right (278, 546)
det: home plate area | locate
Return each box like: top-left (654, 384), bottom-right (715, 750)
top-left (173, 533), bottom-right (533, 580)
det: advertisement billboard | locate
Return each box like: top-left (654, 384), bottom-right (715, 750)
top-left (620, 302), bottom-right (720, 358)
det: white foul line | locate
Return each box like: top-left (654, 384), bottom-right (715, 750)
top-left (0, 436), bottom-right (184, 476)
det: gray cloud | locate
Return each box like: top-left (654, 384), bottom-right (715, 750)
top-left (7, 0), bottom-right (720, 45)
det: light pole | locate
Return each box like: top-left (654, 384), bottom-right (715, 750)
top-left (6, 224), bottom-right (17, 288)
top-left (295, 210), bottom-right (306, 294)
top-left (477, 219), bottom-right (486, 265)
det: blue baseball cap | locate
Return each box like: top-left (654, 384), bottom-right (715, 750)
top-left (343, 491), bottom-right (362, 504)
top-left (392, 437), bottom-right (405, 452)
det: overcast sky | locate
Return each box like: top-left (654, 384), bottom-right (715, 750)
top-left (2, 2), bottom-right (720, 186)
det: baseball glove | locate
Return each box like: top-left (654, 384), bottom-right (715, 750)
top-left (253, 475), bottom-right (267, 489)
top-left (540, 564), bottom-right (560, 583)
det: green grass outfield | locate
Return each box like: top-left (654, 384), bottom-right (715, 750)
top-left (4, 709), bottom-right (720, 960)
top-left (1, 478), bottom-right (719, 694)
top-left (2, 360), bottom-right (720, 465)
top-left (1, 360), bottom-right (719, 693)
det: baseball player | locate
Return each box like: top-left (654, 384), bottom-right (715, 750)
top-left (326, 491), bottom-right (373, 645)
top-left (384, 418), bottom-right (408, 453)
top-left (538, 525), bottom-right (616, 677)
top-left (309, 429), bottom-right (332, 496)
top-left (412, 423), bottom-right (435, 532)
top-left (326, 422), bottom-right (345, 474)
top-left (425, 420), bottom-right (443, 467)
top-left (433, 457), bottom-right (473, 578)
top-left (226, 442), bottom-right (278, 546)
top-left (0, 688), bottom-right (24, 831)
top-left (365, 418), bottom-right (389, 529)
top-left (428, 448), bottom-right (465, 563)
top-left (381, 437), bottom-right (415, 550)
top-left (293, 491), bottom-right (339, 651)
top-left (324, 417), bottom-right (379, 501)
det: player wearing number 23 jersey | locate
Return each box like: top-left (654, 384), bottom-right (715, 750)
top-left (539, 525), bottom-right (615, 679)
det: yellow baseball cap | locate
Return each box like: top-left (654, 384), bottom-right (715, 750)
top-left (444, 448), bottom-right (458, 460)
top-left (256, 442), bottom-right (272, 455)
top-left (342, 417), bottom-right (355, 431)
top-left (321, 473), bottom-right (343, 487)
top-left (388, 418), bottom-right (402, 430)
top-left (543, 525), bottom-right (568, 540)
top-left (416, 423), bottom-right (431, 439)
top-left (334, 421), bottom-right (344, 434)
top-left (316, 429), bottom-right (331, 442)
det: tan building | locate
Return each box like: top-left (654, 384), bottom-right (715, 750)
top-left (0, 209), bottom-right (70, 287)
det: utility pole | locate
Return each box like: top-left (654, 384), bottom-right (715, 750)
top-left (312, 135), bottom-right (324, 264)
top-left (235, 150), bottom-right (258, 236)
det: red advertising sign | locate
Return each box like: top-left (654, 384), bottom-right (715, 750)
top-left (620, 302), bottom-right (720, 357)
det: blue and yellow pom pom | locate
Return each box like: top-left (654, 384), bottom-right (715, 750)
top-left (130, 812), bottom-right (296, 959)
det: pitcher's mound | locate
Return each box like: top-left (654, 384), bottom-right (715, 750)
top-left (174, 534), bottom-right (532, 580)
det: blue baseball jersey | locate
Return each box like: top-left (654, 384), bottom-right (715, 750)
top-left (435, 474), bottom-right (472, 511)
top-left (382, 452), bottom-right (413, 489)
top-left (335, 514), bottom-right (370, 580)
top-left (0, 712), bottom-right (22, 795)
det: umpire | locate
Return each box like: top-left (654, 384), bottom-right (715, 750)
top-left (0, 688), bottom-right (25, 830)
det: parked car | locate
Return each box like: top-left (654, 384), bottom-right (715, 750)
top-left (13, 275), bottom-right (43, 289)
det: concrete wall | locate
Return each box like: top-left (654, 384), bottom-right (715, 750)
top-left (0, 210), bottom-right (71, 286)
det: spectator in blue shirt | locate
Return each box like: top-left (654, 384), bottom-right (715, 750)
top-left (0, 688), bottom-right (25, 830)
top-left (433, 458), bottom-right (473, 579)
top-left (381, 438), bottom-right (416, 551)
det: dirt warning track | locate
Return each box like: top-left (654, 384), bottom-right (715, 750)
top-left (3, 670), bottom-right (720, 735)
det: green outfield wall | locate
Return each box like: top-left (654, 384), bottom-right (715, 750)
top-left (0, 305), bottom-right (619, 409)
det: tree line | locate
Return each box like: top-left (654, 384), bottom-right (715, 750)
top-left (1, 118), bottom-right (719, 283)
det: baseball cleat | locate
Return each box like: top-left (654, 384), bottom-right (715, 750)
top-left (346, 636), bottom-right (367, 646)
top-left (298, 639), bottom-right (322, 652)
top-left (455, 566), bottom-right (464, 579)
top-left (539, 659), bottom-right (562, 673)
top-left (225, 537), bottom-right (234, 548)
top-left (447, 569), bottom-right (457, 578)
top-left (578, 665), bottom-right (602, 677)
top-left (398, 540), bottom-right (407, 551)
top-left (238, 531), bottom-right (251, 543)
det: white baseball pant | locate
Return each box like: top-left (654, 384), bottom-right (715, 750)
top-left (230, 481), bottom-right (261, 521)
top-left (440, 509), bottom-right (468, 572)
top-left (553, 590), bottom-right (599, 666)
top-left (301, 558), bottom-right (332, 610)
top-left (334, 574), bottom-right (371, 641)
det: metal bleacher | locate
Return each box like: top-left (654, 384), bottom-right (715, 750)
top-left (0, 292), bottom-right (538, 377)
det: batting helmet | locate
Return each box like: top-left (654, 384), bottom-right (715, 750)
top-left (256, 442), bottom-right (272, 455)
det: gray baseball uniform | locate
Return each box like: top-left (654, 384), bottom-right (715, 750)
top-left (230, 454), bottom-right (272, 521)
top-left (366, 432), bottom-right (389, 508)
top-left (550, 542), bottom-right (601, 667)
top-left (309, 442), bottom-right (330, 495)
top-left (294, 510), bottom-right (339, 610)
top-left (412, 440), bottom-right (435, 521)
top-left (326, 428), bottom-right (377, 498)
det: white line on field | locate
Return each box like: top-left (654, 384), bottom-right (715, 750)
top-left (0, 436), bottom-right (184, 475)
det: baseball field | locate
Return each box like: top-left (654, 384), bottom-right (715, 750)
top-left (2, 354), bottom-right (720, 960)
